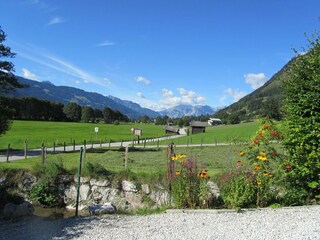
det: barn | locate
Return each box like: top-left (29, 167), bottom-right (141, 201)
top-left (190, 121), bottom-right (208, 134)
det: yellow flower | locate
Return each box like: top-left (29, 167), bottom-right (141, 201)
top-left (259, 151), bottom-right (266, 157)
top-left (239, 151), bottom-right (245, 156)
top-left (175, 171), bottom-right (181, 176)
top-left (257, 179), bottom-right (262, 186)
top-left (257, 155), bottom-right (267, 161)
top-left (263, 172), bottom-right (273, 177)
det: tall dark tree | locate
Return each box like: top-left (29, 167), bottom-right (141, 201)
top-left (0, 27), bottom-right (23, 135)
top-left (81, 106), bottom-right (94, 123)
top-left (63, 102), bottom-right (82, 122)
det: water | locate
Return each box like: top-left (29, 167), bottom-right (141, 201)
top-left (33, 206), bottom-right (89, 219)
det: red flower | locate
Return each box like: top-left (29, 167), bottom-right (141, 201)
top-left (258, 132), bottom-right (263, 138)
top-left (285, 165), bottom-right (293, 171)
top-left (263, 125), bottom-right (269, 130)
top-left (253, 139), bottom-right (259, 145)
top-left (270, 131), bottom-right (278, 136)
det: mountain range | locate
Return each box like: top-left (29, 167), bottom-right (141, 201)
top-left (6, 76), bottom-right (220, 119)
top-left (6, 54), bottom-right (295, 121)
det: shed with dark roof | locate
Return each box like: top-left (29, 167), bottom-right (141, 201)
top-left (190, 121), bottom-right (208, 134)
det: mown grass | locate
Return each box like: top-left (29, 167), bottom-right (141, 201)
top-left (143, 121), bottom-right (260, 146)
top-left (0, 120), bottom-right (166, 151)
top-left (0, 120), bottom-right (261, 151)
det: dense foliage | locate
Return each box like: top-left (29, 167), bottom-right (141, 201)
top-left (0, 96), bottom-right (129, 123)
top-left (0, 27), bottom-right (24, 135)
top-left (282, 33), bottom-right (320, 200)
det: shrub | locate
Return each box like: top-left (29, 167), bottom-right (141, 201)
top-left (282, 33), bottom-right (320, 201)
top-left (218, 171), bottom-right (256, 208)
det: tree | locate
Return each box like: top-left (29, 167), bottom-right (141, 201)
top-left (0, 26), bottom-right (23, 135)
top-left (63, 102), bottom-right (82, 122)
top-left (81, 106), bottom-right (94, 123)
top-left (282, 33), bottom-right (320, 200)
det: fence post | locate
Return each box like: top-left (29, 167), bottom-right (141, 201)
top-left (24, 141), bottom-right (27, 160)
top-left (6, 144), bottom-right (10, 162)
top-left (144, 138), bottom-right (146, 148)
top-left (64, 142), bottom-right (66, 152)
top-left (73, 140), bottom-right (76, 151)
top-left (124, 146), bottom-right (128, 170)
top-left (53, 142), bottom-right (56, 154)
top-left (100, 139), bottom-right (102, 147)
top-left (109, 139), bottom-right (111, 147)
top-left (41, 144), bottom-right (45, 165)
top-left (83, 140), bottom-right (86, 159)
top-left (75, 147), bottom-right (84, 217)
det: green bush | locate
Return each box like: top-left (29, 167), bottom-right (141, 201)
top-left (219, 171), bottom-right (257, 208)
top-left (28, 182), bottom-right (59, 207)
top-left (28, 159), bottom-right (69, 207)
top-left (282, 33), bottom-right (320, 201)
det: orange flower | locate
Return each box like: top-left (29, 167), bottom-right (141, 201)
top-left (255, 164), bottom-right (261, 170)
top-left (285, 165), bottom-right (293, 171)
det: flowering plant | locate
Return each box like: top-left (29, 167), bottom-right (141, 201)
top-left (237, 117), bottom-right (286, 207)
top-left (166, 144), bottom-right (209, 208)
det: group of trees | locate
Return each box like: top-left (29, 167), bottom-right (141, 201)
top-left (0, 96), bottom-right (129, 124)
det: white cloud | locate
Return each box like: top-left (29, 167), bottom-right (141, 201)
top-left (177, 88), bottom-right (206, 105)
top-left (244, 73), bottom-right (268, 90)
top-left (18, 47), bottom-right (110, 88)
top-left (224, 88), bottom-right (247, 102)
top-left (159, 88), bottom-right (206, 107)
top-left (136, 76), bottom-right (151, 85)
top-left (97, 40), bottom-right (115, 47)
top-left (22, 68), bottom-right (38, 81)
top-left (136, 92), bottom-right (145, 98)
top-left (48, 16), bottom-right (65, 25)
top-left (103, 77), bottom-right (112, 85)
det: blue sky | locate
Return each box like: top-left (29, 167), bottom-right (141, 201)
top-left (1, 0), bottom-right (319, 111)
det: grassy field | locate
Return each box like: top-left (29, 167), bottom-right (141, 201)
top-left (144, 121), bottom-right (260, 146)
top-left (0, 120), bottom-right (166, 150)
top-left (0, 145), bottom-right (245, 181)
top-left (0, 120), bottom-right (260, 151)
top-left (0, 119), bottom-right (284, 182)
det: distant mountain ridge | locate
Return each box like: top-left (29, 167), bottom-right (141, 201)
top-left (160, 104), bottom-right (221, 118)
top-left (6, 76), bottom-right (219, 119)
top-left (8, 77), bottom-right (159, 119)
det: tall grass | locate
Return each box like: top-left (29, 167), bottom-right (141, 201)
top-left (0, 145), bottom-right (247, 181)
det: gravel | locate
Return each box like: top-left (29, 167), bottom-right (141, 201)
top-left (0, 206), bottom-right (319, 240)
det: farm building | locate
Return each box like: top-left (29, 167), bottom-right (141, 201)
top-left (164, 125), bottom-right (180, 134)
top-left (190, 121), bottom-right (208, 134)
top-left (208, 118), bottom-right (222, 125)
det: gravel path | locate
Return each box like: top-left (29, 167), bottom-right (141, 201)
top-left (0, 206), bottom-right (319, 240)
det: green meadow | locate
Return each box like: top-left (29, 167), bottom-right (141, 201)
top-left (0, 120), bottom-right (265, 181)
top-left (0, 120), bottom-right (166, 150)
top-left (0, 120), bottom-right (260, 151)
